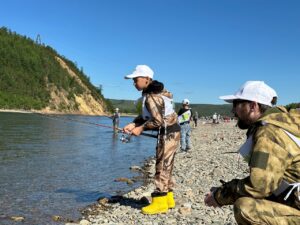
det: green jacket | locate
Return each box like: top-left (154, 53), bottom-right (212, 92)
top-left (214, 106), bottom-right (300, 209)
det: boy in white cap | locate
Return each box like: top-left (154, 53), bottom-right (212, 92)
top-left (123, 65), bottom-right (180, 214)
top-left (204, 81), bottom-right (300, 224)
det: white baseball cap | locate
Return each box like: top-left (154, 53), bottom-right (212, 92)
top-left (124, 65), bottom-right (154, 79)
top-left (219, 81), bottom-right (276, 107)
top-left (182, 99), bottom-right (190, 105)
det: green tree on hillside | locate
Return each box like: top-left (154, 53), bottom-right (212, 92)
top-left (286, 103), bottom-right (300, 111)
top-left (0, 27), bottom-right (106, 111)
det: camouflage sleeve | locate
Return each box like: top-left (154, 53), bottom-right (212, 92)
top-left (243, 125), bottom-right (293, 198)
top-left (142, 94), bottom-right (164, 130)
top-left (214, 125), bottom-right (293, 205)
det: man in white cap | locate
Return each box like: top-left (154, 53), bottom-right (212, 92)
top-left (204, 81), bottom-right (300, 224)
top-left (123, 65), bottom-right (181, 214)
top-left (177, 98), bottom-right (193, 151)
top-left (212, 112), bottom-right (217, 124)
top-left (111, 108), bottom-right (120, 131)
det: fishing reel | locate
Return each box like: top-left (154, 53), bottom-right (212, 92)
top-left (120, 133), bottom-right (132, 143)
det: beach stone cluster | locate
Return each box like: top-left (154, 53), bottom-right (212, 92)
top-left (68, 121), bottom-right (248, 225)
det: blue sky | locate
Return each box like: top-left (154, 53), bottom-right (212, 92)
top-left (1, 0), bottom-right (299, 105)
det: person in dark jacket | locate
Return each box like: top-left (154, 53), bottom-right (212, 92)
top-left (193, 111), bottom-right (199, 127)
top-left (111, 108), bottom-right (120, 131)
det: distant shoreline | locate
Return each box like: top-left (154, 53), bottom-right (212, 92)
top-left (0, 109), bottom-right (137, 117)
top-left (0, 109), bottom-right (33, 114)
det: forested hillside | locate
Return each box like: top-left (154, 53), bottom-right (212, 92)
top-left (108, 99), bottom-right (233, 116)
top-left (0, 27), bottom-right (111, 114)
top-left (1, 27), bottom-right (297, 115)
top-left (179, 103), bottom-right (232, 117)
top-left (108, 99), bottom-right (300, 116)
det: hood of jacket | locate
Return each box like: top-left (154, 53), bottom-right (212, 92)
top-left (142, 80), bottom-right (173, 98)
top-left (257, 106), bottom-right (300, 137)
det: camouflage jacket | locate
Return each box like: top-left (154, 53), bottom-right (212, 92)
top-left (132, 80), bottom-right (179, 132)
top-left (214, 106), bottom-right (300, 209)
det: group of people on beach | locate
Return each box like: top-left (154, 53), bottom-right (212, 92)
top-left (119, 64), bottom-right (300, 224)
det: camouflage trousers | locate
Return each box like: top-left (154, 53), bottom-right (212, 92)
top-left (234, 197), bottom-right (300, 225)
top-left (154, 131), bottom-right (180, 193)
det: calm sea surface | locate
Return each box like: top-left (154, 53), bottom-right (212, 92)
top-left (0, 112), bottom-right (156, 225)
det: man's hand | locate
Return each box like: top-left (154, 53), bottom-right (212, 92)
top-left (123, 123), bottom-right (136, 134)
top-left (204, 191), bottom-right (220, 208)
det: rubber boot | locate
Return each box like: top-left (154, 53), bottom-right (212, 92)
top-left (142, 193), bottom-right (168, 215)
top-left (167, 191), bottom-right (175, 209)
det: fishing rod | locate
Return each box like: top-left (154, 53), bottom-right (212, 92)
top-left (33, 112), bottom-right (157, 139)
top-left (104, 115), bottom-right (113, 120)
top-left (81, 119), bottom-right (158, 139)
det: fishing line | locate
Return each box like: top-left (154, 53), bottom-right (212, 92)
top-left (33, 112), bottom-right (157, 139)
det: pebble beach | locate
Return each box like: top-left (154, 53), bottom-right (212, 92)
top-left (68, 121), bottom-right (249, 225)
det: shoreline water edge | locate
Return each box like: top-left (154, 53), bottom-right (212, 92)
top-left (66, 120), bottom-right (248, 225)
top-left (0, 109), bottom-right (137, 118)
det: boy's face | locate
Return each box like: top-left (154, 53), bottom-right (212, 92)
top-left (133, 77), bottom-right (150, 91)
